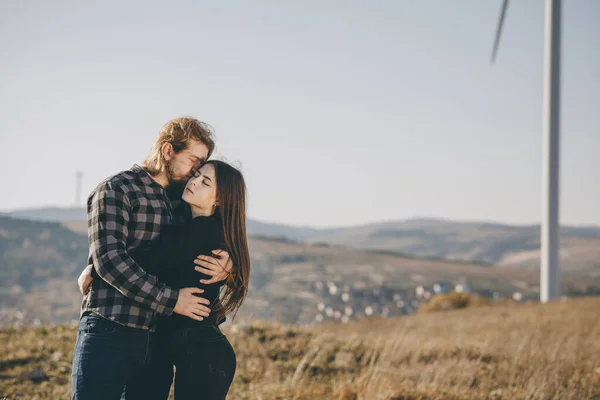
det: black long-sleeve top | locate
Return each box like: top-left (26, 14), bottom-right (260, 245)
top-left (131, 213), bottom-right (227, 332)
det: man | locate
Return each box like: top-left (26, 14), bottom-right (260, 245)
top-left (71, 117), bottom-right (232, 400)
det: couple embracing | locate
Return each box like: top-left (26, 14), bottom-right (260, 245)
top-left (71, 117), bottom-right (250, 400)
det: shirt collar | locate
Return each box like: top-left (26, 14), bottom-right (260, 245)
top-left (131, 164), bottom-right (164, 190)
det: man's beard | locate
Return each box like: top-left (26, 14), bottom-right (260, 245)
top-left (165, 160), bottom-right (188, 198)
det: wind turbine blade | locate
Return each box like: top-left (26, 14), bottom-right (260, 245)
top-left (491, 0), bottom-right (510, 64)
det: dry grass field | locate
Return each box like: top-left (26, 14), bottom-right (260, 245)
top-left (1, 296), bottom-right (599, 399)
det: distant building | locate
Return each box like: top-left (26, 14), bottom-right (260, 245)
top-left (433, 282), bottom-right (452, 294)
top-left (455, 283), bottom-right (471, 293)
top-left (415, 286), bottom-right (425, 298)
top-left (512, 292), bottom-right (523, 301)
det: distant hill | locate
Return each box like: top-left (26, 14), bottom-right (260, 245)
top-left (1, 206), bottom-right (322, 241)
top-left (308, 218), bottom-right (600, 271)
top-left (0, 216), bottom-right (87, 289)
top-left (1, 207), bottom-right (87, 223)
top-left (0, 216), bottom-right (88, 324)
top-left (497, 237), bottom-right (600, 273)
top-left (4, 207), bottom-right (600, 271)
top-left (1, 215), bottom-right (599, 327)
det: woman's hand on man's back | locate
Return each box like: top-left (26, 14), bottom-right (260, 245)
top-left (78, 264), bottom-right (94, 295)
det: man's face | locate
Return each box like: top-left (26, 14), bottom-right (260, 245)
top-left (165, 139), bottom-right (209, 188)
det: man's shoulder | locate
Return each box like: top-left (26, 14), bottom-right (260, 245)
top-left (90, 168), bottom-right (140, 198)
top-left (102, 169), bottom-right (137, 186)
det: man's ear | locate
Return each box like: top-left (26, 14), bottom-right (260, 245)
top-left (161, 142), bottom-right (174, 161)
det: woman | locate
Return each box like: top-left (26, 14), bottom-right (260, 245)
top-left (79, 160), bottom-right (250, 400)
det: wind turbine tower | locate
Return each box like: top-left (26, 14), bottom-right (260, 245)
top-left (491, 0), bottom-right (562, 302)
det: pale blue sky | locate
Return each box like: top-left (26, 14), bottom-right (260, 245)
top-left (1, 0), bottom-right (598, 227)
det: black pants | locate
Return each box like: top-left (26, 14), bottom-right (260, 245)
top-left (144, 324), bottom-right (237, 400)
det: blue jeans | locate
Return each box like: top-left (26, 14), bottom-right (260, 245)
top-left (71, 311), bottom-right (173, 400)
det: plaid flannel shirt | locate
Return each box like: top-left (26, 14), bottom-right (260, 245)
top-left (81, 164), bottom-right (183, 331)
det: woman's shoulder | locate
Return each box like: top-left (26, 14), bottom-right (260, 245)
top-left (190, 214), bottom-right (221, 228)
top-left (189, 214), bottom-right (224, 241)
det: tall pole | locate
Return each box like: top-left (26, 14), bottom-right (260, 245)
top-left (541, 0), bottom-right (561, 302)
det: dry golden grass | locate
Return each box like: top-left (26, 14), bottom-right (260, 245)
top-left (2, 297), bottom-right (600, 399)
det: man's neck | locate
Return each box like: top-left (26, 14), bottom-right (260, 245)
top-left (149, 170), bottom-right (169, 189)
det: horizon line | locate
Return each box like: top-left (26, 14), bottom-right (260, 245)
top-left (2, 204), bottom-right (599, 231)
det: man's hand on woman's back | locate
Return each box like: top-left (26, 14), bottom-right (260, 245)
top-left (173, 287), bottom-right (211, 321)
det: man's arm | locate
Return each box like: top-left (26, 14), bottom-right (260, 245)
top-left (87, 181), bottom-right (179, 315)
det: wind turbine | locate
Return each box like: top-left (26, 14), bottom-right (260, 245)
top-left (491, 0), bottom-right (561, 303)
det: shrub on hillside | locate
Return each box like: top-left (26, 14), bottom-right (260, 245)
top-left (419, 291), bottom-right (490, 313)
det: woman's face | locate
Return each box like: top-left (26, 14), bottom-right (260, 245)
top-left (182, 163), bottom-right (217, 211)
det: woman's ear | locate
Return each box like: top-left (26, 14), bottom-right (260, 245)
top-left (161, 142), bottom-right (174, 161)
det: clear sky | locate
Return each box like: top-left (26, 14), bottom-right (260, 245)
top-left (1, 0), bottom-right (598, 228)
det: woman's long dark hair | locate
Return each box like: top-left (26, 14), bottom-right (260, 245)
top-left (205, 160), bottom-right (250, 324)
